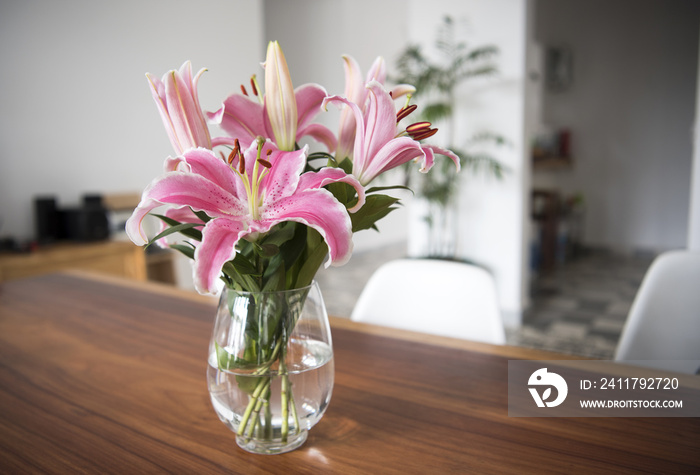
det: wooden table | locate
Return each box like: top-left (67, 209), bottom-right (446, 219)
top-left (1, 273), bottom-right (698, 473)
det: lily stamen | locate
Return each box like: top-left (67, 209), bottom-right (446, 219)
top-left (238, 152), bottom-right (246, 174)
top-left (406, 121), bottom-right (432, 134)
top-left (411, 128), bottom-right (438, 141)
top-left (240, 84), bottom-right (249, 96)
top-left (251, 75), bottom-right (264, 105)
top-left (396, 104), bottom-right (417, 123)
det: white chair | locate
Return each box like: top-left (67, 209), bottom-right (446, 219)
top-left (351, 258), bottom-right (506, 344)
top-left (614, 250), bottom-right (700, 374)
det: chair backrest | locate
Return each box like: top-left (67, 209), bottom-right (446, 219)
top-left (614, 250), bottom-right (700, 374)
top-left (351, 259), bottom-right (506, 344)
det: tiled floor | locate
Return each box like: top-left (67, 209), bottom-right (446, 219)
top-left (316, 244), bottom-right (655, 359)
top-left (511, 249), bottom-right (655, 358)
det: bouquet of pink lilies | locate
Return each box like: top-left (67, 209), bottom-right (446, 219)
top-left (127, 41), bottom-right (459, 294)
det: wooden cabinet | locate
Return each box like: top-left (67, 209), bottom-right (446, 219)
top-left (0, 240), bottom-right (147, 282)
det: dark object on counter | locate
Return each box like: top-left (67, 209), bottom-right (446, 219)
top-left (34, 194), bottom-right (110, 243)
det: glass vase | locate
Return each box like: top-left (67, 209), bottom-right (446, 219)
top-left (206, 281), bottom-right (334, 455)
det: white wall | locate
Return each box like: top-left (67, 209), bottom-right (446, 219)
top-left (0, 0), bottom-right (264, 241)
top-left (406, 0), bottom-right (529, 326)
top-left (533, 0), bottom-right (699, 253)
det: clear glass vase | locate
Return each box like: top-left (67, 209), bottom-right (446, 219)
top-left (206, 281), bottom-right (334, 454)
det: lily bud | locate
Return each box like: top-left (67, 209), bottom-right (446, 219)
top-left (264, 41), bottom-right (297, 151)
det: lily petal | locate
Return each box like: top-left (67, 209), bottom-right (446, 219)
top-left (359, 136), bottom-right (425, 184)
top-left (126, 172), bottom-right (247, 246)
top-left (261, 188), bottom-right (354, 267)
top-left (147, 73), bottom-right (183, 154)
top-left (194, 218), bottom-right (249, 294)
top-left (336, 55), bottom-right (365, 160)
top-left (162, 63), bottom-right (211, 153)
top-left (421, 144), bottom-right (461, 172)
top-left (295, 83), bottom-right (329, 131)
top-left (260, 146), bottom-right (307, 206)
top-left (322, 94), bottom-right (367, 176)
top-left (390, 84), bottom-right (416, 99)
top-left (365, 56), bottom-right (386, 84)
top-left (297, 168), bottom-right (366, 213)
top-left (176, 148), bottom-right (244, 199)
top-left (362, 81), bottom-right (398, 165)
top-left (208, 95), bottom-right (267, 149)
top-left (297, 123), bottom-right (337, 152)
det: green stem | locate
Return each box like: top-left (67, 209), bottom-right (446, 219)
top-left (237, 375), bottom-right (270, 438)
top-left (280, 352), bottom-right (289, 443)
top-left (289, 388), bottom-right (300, 436)
top-left (245, 377), bottom-right (271, 440)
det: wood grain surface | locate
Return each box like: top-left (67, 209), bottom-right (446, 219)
top-left (0, 273), bottom-right (698, 474)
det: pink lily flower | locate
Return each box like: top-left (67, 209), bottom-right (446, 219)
top-left (324, 80), bottom-right (460, 186)
top-left (147, 61), bottom-right (212, 154)
top-left (126, 140), bottom-right (365, 294)
top-left (336, 55), bottom-right (416, 161)
top-left (208, 42), bottom-right (336, 152)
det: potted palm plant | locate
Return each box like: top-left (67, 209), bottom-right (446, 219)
top-left (394, 16), bottom-right (508, 258)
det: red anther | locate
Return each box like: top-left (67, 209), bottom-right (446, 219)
top-left (227, 149), bottom-right (237, 165)
top-left (266, 149), bottom-right (272, 156)
top-left (411, 128), bottom-right (438, 141)
top-left (238, 154), bottom-right (246, 174)
top-left (257, 158), bottom-right (272, 169)
top-left (228, 138), bottom-right (241, 165)
top-left (250, 78), bottom-right (258, 96)
top-left (389, 91), bottom-right (393, 98)
top-left (240, 85), bottom-right (249, 96)
top-left (396, 104), bottom-right (418, 123)
top-left (406, 121), bottom-right (432, 134)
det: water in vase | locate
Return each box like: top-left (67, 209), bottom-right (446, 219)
top-left (207, 338), bottom-right (334, 446)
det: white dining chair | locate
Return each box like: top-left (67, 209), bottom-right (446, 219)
top-left (351, 258), bottom-right (506, 344)
top-left (614, 250), bottom-right (700, 374)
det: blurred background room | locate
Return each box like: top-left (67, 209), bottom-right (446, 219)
top-left (1, 0), bottom-right (699, 359)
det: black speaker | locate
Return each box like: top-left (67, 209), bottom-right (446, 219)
top-left (34, 197), bottom-right (60, 244)
top-left (59, 208), bottom-right (110, 241)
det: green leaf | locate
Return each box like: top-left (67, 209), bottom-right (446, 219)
top-left (261, 222), bottom-right (296, 247)
top-left (350, 194), bottom-right (401, 233)
top-left (153, 214), bottom-right (203, 241)
top-left (336, 157), bottom-right (353, 175)
top-left (257, 243), bottom-right (280, 258)
top-left (146, 222), bottom-right (202, 249)
top-left (262, 259), bottom-right (286, 292)
top-left (280, 223), bottom-right (308, 271)
top-left (365, 185), bottom-right (414, 195)
top-left (169, 243), bottom-right (195, 260)
top-left (192, 209), bottom-right (212, 223)
top-left (294, 229), bottom-right (328, 288)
